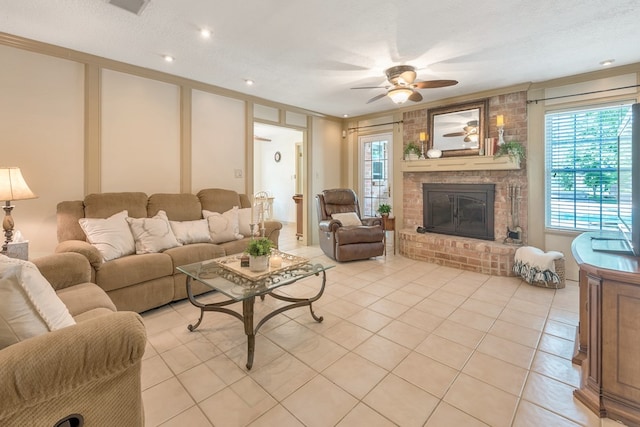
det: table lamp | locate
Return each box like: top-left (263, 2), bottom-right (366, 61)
top-left (0, 167), bottom-right (37, 253)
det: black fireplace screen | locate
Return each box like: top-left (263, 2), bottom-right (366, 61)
top-left (422, 183), bottom-right (495, 240)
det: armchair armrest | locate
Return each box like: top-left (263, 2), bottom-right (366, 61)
top-left (0, 311), bottom-right (146, 425)
top-left (55, 240), bottom-right (103, 270)
top-left (31, 252), bottom-right (92, 291)
top-left (319, 219), bottom-right (342, 233)
top-left (262, 220), bottom-right (283, 247)
top-left (361, 217), bottom-right (383, 227)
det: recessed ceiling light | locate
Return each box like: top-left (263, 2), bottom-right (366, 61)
top-left (163, 55), bottom-right (175, 63)
top-left (343, 114), bottom-right (349, 118)
top-left (600, 59), bottom-right (615, 66)
top-left (245, 79), bottom-right (254, 86)
top-left (200, 28), bottom-right (212, 39)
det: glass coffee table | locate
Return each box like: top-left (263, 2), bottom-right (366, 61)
top-left (177, 251), bottom-right (333, 370)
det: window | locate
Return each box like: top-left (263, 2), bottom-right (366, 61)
top-left (545, 103), bottom-right (632, 231)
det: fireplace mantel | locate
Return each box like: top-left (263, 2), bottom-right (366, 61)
top-left (401, 156), bottom-right (520, 172)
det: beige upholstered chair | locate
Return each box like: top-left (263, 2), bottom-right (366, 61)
top-left (316, 189), bottom-right (384, 262)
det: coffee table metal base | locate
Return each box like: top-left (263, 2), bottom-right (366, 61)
top-left (185, 270), bottom-right (326, 370)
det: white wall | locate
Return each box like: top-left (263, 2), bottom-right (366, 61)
top-left (254, 129), bottom-right (300, 223)
top-left (192, 90), bottom-right (246, 193)
top-left (0, 39), bottom-right (344, 256)
top-left (101, 70), bottom-right (181, 194)
top-left (1, 45), bottom-right (85, 258)
top-left (309, 116), bottom-right (343, 244)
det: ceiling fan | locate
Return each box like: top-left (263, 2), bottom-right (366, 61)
top-left (443, 120), bottom-right (479, 142)
top-left (351, 65), bottom-right (458, 105)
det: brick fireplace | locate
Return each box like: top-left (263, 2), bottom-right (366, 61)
top-left (399, 91), bottom-right (528, 276)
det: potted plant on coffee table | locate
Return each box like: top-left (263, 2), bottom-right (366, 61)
top-left (245, 237), bottom-right (273, 272)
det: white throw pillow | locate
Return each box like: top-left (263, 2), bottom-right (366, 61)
top-left (126, 210), bottom-right (181, 254)
top-left (79, 210), bottom-right (136, 262)
top-left (169, 219), bottom-right (211, 244)
top-left (0, 255), bottom-right (76, 350)
top-left (238, 207), bottom-right (258, 237)
top-left (203, 207), bottom-right (243, 243)
top-left (332, 212), bottom-right (363, 226)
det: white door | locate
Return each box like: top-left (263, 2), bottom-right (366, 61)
top-left (360, 133), bottom-right (392, 217)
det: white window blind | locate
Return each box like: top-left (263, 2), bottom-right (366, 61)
top-left (545, 103), bottom-right (632, 231)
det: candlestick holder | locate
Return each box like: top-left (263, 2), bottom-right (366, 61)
top-left (420, 139), bottom-right (426, 159)
top-left (498, 126), bottom-right (505, 146)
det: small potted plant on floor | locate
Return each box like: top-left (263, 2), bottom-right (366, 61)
top-left (245, 237), bottom-right (273, 272)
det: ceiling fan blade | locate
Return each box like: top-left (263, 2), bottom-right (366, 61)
top-left (413, 79), bottom-right (459, 89)
top-left (443, 131), bottom-right (467, 137)
top-left (351, 86), bottom-right (388, 90)
top-left (366, 93), bottom-right (387, 104)
top-left (408, 91), bottom-right (423, 102)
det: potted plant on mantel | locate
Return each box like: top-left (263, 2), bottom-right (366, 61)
top-left (494, 141), bottom-right (526, 163)
top-left (245, 237), bottom-right (273, 272)
top-left (403, 142), bottom-right (421, 160)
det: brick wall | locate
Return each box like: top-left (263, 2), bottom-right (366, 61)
top-left (399, 92), bottom-right (528, 275)
top-left (401, 91), bottom-right (529, 243)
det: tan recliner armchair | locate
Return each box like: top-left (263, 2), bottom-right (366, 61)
top-left (316, 189), bottom-right (384, 262)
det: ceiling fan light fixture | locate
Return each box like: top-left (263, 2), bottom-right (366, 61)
top-left (388, 87), bottom-right (413, 104)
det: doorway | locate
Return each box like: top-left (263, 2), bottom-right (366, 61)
top-left (253, 122), bottom-right (304, 228)
top-left (360, 133), bottom-right (392, 217)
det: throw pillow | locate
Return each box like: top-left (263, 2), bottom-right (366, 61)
top-left (126, 210), bottom-right (181, 254)
top-left (169, 219), bottom-right (211, 245)
top-left (78, 210), bottom-right (136, 262)
top-left (203, 207), bottom-right (244, 243)
top-left (0, 255), bottom-right (76, 350)
top-left (238, 207), bottom-right (258, 237)
top-left (332, 212), bottom-right (363, 226)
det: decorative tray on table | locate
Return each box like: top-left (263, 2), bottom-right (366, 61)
top-left (211, 250), bottom-right (310, 282)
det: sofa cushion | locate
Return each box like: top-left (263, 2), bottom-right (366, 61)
top-left (56, 282), bottom-right (116, 318)
top-left (203, 208), bottom-right (243, 244)
top-left (164, 243), bottom-right (226, 270)
top-left (95, 253), bottom-right (173, 292)
top-left (198, 188), bottom-right (242, 214)
top-left (238, 207), bottom-right (258, 237)
top-left (148, 193), bottom-right (202, 221)
top-left (169, 219), bottom-right (211, 245)
top-left (126, 210), bottom-right (180, 254)
top-left (0, 255), bottom-right (75, 350)
top-left (79, 210), bottom-right (136, 262)
top-left (84, 192), bottom-right (148, 219)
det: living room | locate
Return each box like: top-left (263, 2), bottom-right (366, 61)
top-left (2, 1), bottom-right (640, 426)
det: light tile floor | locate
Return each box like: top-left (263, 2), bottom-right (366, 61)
top-left (141, 223), bottom-right (620, 427)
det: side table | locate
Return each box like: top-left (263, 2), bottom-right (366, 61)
top-left (382, 216), bottom-right (395, 255)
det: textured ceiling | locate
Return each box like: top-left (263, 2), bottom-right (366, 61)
top-left (1, 0), bottom-right (640, 118)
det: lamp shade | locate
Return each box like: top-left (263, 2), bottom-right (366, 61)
top-left (387, 87), bottom-right (413, 104)
top-left (0, 167), bottom-right (37, 201)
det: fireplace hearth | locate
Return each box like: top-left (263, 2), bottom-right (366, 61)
top-left (422, 183), bottom-right (495, 240)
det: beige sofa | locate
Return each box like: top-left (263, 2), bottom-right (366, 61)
top-left (55, 188), bottom-right (282, 312)
top-left (0, 252), bottom-right (146, 426)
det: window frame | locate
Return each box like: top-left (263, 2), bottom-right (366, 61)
top-left (544, 100), bottom-right (634, 233)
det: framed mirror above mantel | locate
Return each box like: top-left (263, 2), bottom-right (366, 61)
top-left (428, 100), bottom-right (488, 157)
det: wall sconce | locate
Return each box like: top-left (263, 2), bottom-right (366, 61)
top-left (0, 167), bottom-right (37, 253)
top-left (497, 115), bottom-right (505, 146)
